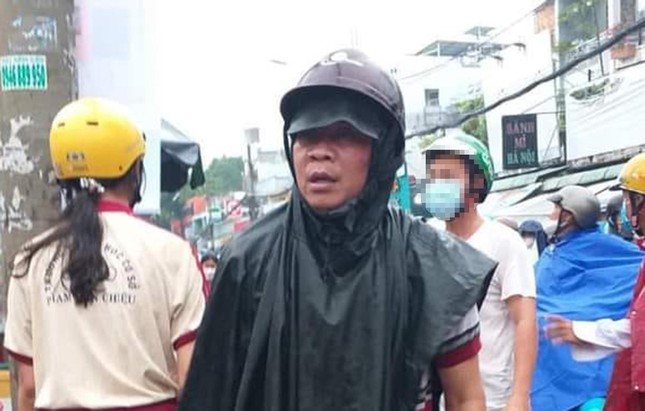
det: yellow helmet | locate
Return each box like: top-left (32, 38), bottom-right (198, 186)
top-left (50, 98), bottom-right (145, 180)
top-left (615, 153), bottom-right (645, 195)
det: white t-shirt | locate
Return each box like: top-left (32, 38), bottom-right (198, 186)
top-left (527, 242), bottom-right (540, 266)
top-left (5, 203), bottom-right (206, 409)
top-left (468, 220), bottom-right (536, 409)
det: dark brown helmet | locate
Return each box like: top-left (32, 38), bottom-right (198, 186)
top-left (280, 49), bottom-right (405, 140)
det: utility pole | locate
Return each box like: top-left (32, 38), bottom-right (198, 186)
top-left (246, 142), bottom-right (258, 221)
top-left (0, 0), bottom-right (77, 406)
top-left (244, 128), bottom-right (259, 221)
top-left (589, 0), bottom-right (606, 76)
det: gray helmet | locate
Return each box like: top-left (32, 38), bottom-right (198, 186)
top-left (547, 185), bottom-right (601, 229)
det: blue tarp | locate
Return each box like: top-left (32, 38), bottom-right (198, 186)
top-left (531, 228), bottom-right (643, 411)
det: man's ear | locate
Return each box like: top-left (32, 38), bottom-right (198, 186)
top-left (473, 173), bottom-right (485, 192)
top-left (469, 173), bottom-right (486, 203)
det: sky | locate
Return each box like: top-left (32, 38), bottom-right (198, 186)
top-left (154, 0), bottom-right (541, 162)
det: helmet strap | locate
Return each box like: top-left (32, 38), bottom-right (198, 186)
top-left (550, 208), bottom-right (571, 243)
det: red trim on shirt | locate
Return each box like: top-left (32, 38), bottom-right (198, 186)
top-left (435, 336), bottom-right (481, 369)
top-left (191, 245), bottom-right (211, 298)
top-left (173, 330), bottom-right (198, 351)
top-left (96, 200), bottom-right (133, 215)
top-left (36, 398), bottom-right (176, 411)
top-left (415, 400), bottom-right (434, 411)
top-left (6, 348), bottom-right (33, 365)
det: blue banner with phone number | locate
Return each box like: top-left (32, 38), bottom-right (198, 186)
top-left (531, 227), bottom-right (643, 410)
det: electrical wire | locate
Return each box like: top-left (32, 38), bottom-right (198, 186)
top-left (406, 16), bottom-right (645, 139)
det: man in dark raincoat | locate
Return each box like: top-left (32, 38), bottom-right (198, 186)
top-left (179, 49), bottom-right (496, 411)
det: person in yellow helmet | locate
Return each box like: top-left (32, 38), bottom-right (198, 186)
top-left (546, 153), bottom-right (645, 410)
top-left (3, 98), bottom-right (205, 411)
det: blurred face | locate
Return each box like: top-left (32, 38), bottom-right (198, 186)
top-left (521, 233), bottom-right (536, 248)
top-left (426, 155), bottom-right (483, 212)
top-left (292, 122), bottom-right (372, 213)
top-left (550, 204), bottom-right (576, 229)
top-left (202, 258), bottom-right (217, 281)
top-left (549, 204), bottom-right (562, 221)
top-left (624, 191), bottom-right (645, 233)
top-left (202, 259), bottom-right (217, 270)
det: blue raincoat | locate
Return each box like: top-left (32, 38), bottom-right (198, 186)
top-left (531, 227), bottom-right (643, 411)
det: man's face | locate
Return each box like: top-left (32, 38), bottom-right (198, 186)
top-left (624, 191), bottom-right (645, 233)
top-left (426, 154), bottom-right (482, 210)
top-left (292, 122), bottom-right (372, 213)
top-left (550, 204), bottom-right (577, 227)
top-left (549, 204), bottom-right (562, 221)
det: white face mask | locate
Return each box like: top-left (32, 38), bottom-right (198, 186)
top-left (523, 236), bottom-right (536, 249)
top-left (204, 267), bottom-right (216, 281)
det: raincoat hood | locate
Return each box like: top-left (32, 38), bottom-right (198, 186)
top-left (280, 49), bottom-right (405, 273)
top-left (283, 89), bottom-right (404, 274)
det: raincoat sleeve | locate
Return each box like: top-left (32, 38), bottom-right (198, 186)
top-left (406, 220), bottom-right (497, 365)
top-left (179, 245), bottom-right (255, 411)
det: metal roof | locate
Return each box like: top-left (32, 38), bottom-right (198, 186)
top-left (491, 166), bottom-right (568, 192)
top-left (541, 163), bottom-right (624, 192)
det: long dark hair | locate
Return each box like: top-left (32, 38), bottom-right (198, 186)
top-left (15, 162), bottom-right (142, 307)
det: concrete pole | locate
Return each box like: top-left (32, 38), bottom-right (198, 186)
top-left (0, 0), bottom-right (76, 406)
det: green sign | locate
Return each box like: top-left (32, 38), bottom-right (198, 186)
top-left (1, 55), bottom-right (48, 91)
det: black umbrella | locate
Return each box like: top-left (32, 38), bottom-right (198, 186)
top-left (145, 128), bottom-right (206, 192)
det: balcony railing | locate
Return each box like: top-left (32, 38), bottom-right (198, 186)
top-left (562, 23), bottom-right (644, 71)
top-left (405, 106), bottom-right (461, 137)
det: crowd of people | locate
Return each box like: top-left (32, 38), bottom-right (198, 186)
top-left (493, 187), bottom-right (644, 410)
top-left (4, 48), bottom-right (645, 411)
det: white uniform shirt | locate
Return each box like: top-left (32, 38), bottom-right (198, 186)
top-left (5, 201), bottom-right (206, 409)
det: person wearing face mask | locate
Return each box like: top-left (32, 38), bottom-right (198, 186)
top-left (532, 185), bottom-right (642, 410)
top-left (179, 49), bottom-right (496, 411)
top-left (518, 220), bottom-right (548, 265)
top-left (423, 134), bottom-right (537, 411)
top-left (200, 252), bottom-right (219, 283)
top-left (544, 156), bottom-right (645, 410)
top-left (603, 193), bottom-right (634, 242)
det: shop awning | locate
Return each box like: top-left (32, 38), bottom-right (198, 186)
top-left (488, 165), bottom-right (625, 224)
top-left (479, 182), bottom-right (542, 217)
top-left (540, 163), bottom-right (624, 192)
top-left (491, 166), bottom-right (568, 192)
